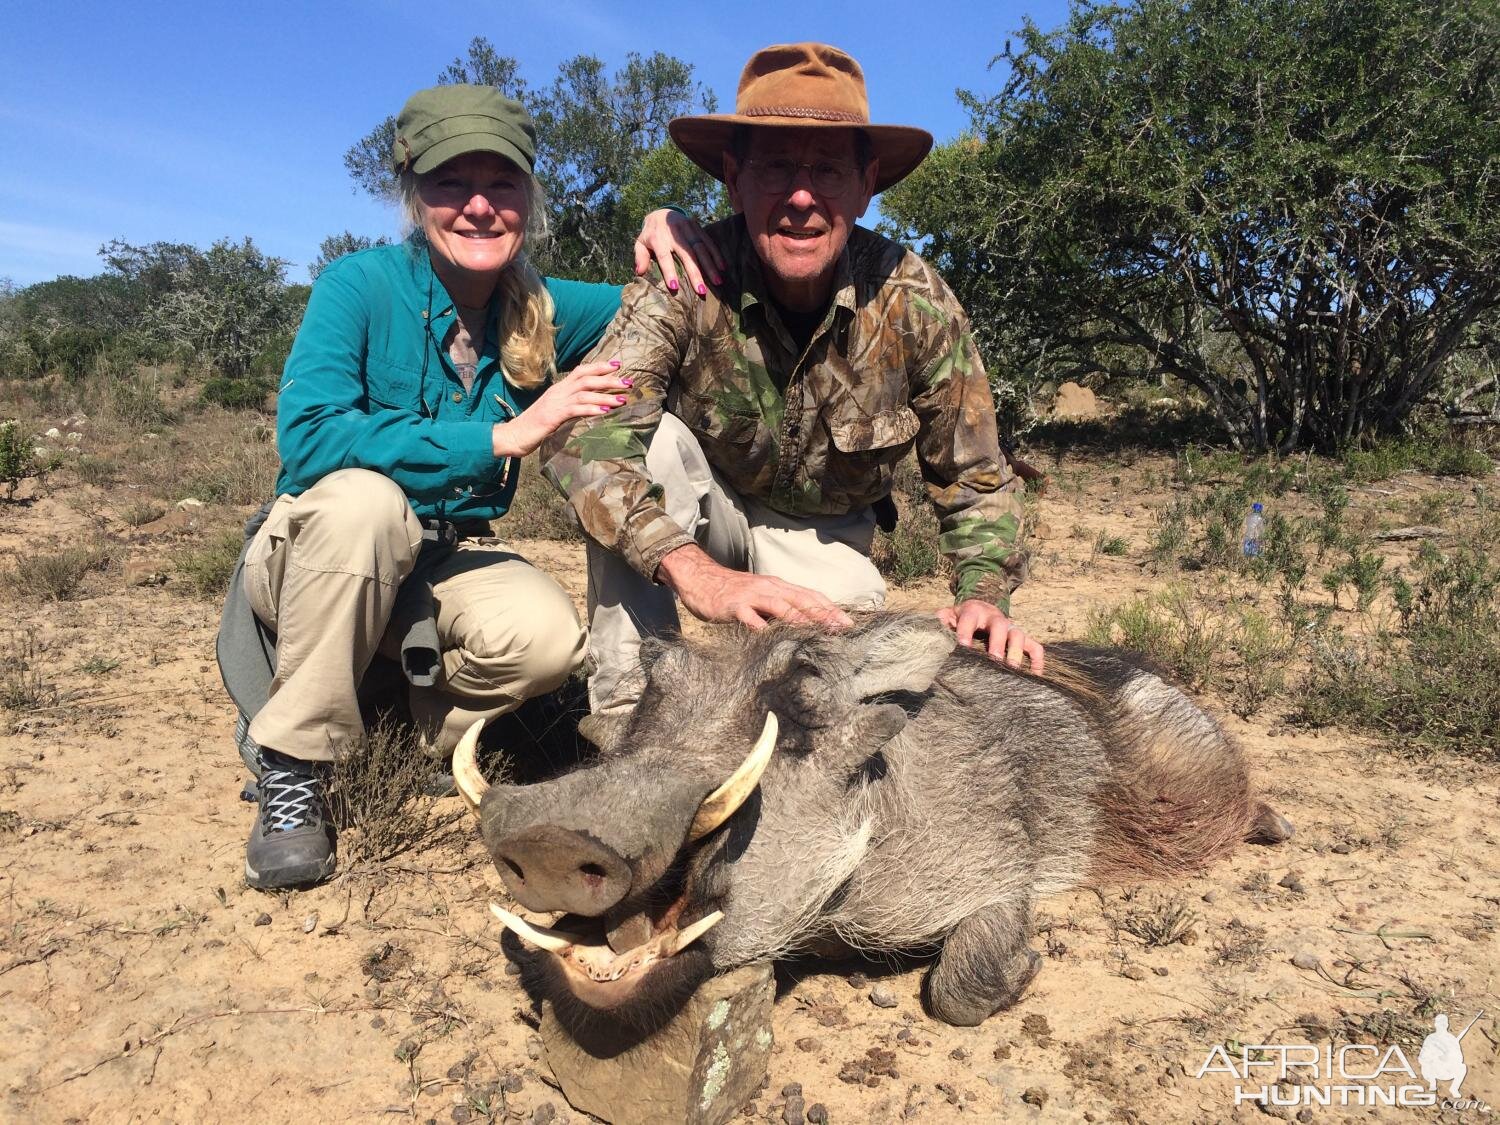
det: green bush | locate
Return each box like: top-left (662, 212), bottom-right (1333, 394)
top-left (175, 530), bottom-right (243, 598)
top-left (0, 544), bottom-right (110, 601)
top-left (201, 376), bottom-right (272, 410)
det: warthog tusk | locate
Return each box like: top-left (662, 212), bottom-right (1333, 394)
top-left (489, 902), bottom-right (573, 953)
top-left (453, 719), bottom-right (490, 814)
top-left (689, 711), bottom-right (778, 841)
top-left (669, 910), bottom-right (724, 954)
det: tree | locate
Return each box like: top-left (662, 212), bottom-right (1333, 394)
top-left (343, 38), bottom-right (724, 282)
top-left (154, 238), bottom-right (299, 380)
top-left (881, 0), bottom-right (1500, 452)
top-left (309, 231), bottom-right (391, 280)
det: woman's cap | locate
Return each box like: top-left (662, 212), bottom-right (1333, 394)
top-left (393, 85), bottom-right (536, 176)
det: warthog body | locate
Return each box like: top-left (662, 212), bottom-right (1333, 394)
top-left (468, 613), bottom-right (1290, 1026)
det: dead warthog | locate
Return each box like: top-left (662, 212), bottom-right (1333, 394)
top-left (454, 613), bottom-right (1291, 1027)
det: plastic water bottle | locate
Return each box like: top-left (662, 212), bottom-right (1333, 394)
top-left (1242, 502), bottom-right (1265, 558)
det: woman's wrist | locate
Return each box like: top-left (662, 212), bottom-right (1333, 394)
top-left (492, 419), bottom-right (534, 459)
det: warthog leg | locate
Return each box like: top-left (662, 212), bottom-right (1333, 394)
top-left (923, 897), bottom-right (1043, 1026)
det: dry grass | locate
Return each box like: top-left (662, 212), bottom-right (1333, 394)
top-left (328, 719), bottom-right (467, 868)
top-left (0, 542), bottom-right (110, 602)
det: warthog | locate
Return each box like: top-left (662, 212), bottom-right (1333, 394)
top-left (454, 613), bottom-right (1291, 1027)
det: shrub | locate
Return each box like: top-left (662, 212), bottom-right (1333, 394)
top-left (502, 461), bottom-right (581, 542)
top-left (0, 420), bottom-right (39, 499)
top-left (328, 718), bottom-right (466, 866)
top-left (0, 544), bottom-right (110, 601)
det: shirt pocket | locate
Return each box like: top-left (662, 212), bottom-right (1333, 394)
top-left (674, 386), bottom-right (762, 451)
top-left (364, 355), bottom-right (427, 413)
top-left (824, 405), bottom-right (921, 499)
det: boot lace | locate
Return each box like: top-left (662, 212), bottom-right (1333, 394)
top-left (259, 767), bottom-right (323, 833)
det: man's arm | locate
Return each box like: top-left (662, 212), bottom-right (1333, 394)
top-left (906, 269), bottom-right (1043, 670)
top-left (541, 277), bottom-right (696, 578)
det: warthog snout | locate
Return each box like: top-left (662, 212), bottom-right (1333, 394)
top-left (493, 824), bottom-right (633, 915)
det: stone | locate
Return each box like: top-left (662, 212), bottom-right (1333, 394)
top-left (541, 962), bottom-right (775, 1125)
top-left (1278, 872), bottom-right (1306, 894)
top-left (136, 510), bottom-right (199, 536)
top-left (805, 1106), bottom-right (827, 1124)
top-left (1051, 382), bottom-right (1100, 421)
top-left (254, 913), bottom-right (271, 927)
top-left (302, 913), bottom-right (318, 934)
top-left (782, 1093), bottom-right (805, 1125)
top-left (176, 498), bottom-right (207, 512)
top-left (1290, 951), bottom-right (1321, 972)
top-left (1122, 966), bottom-right (1148, 981)
top-left (123, 560), bottom-right (168, 587)
top-left (846, 972), bottom-right (868, 989)
top-left (867, 985), bottom-right (898, 1009)
top-left (1020, 1087), bottom-right (1048, 1109)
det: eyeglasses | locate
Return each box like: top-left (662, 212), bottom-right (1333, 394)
top-left (741, 157), bottom-right (862, 196)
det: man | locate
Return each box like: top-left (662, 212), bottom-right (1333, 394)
top-left (544, 42), bottom-right (1043, 714)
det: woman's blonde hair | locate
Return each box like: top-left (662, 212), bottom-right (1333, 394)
top-left (398, 168), bottom-right (558, 391)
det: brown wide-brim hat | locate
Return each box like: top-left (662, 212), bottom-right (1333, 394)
top-left (669, 43), bottom-right (933, 194)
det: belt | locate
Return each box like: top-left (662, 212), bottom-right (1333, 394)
top-left (417, 517), bottom-right (492, 546)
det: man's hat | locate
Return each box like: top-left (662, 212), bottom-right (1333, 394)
top-left (668, 43), bottom-right (933, 194)
top-left (392, 84), bottom-right (536, 176)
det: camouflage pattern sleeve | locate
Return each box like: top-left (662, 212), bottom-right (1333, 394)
top-left (540, 276), bottom-right (696, 580)
top-left (905, 270), bottom-right (1028, 615)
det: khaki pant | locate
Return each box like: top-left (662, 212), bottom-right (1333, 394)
top-left (587, 413), bottom-right (886, 713)
top-left (245, 468), bottom-right (586, 761)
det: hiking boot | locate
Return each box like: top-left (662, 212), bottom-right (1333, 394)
top-left (245, 749), bottom-right (336, 889)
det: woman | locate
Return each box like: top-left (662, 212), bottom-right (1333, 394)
top-left (235, 84), bottom-right (723, 889)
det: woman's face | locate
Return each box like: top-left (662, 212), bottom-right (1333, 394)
top-left (417, 151), bottom-right (530, 289)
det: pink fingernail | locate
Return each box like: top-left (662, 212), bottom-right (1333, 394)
top-left (610, 360), bottom-right (622, 367)
top-left (599, 405), bottom-right (611, 412)
top-left (615, 395), bottom-right (627, 404)
top-left (667, 279), bottom-right (678, 292)
top-left (696, 283), bottom-right (706, 296)
top-left (622, 377), bottom-right (634, 386)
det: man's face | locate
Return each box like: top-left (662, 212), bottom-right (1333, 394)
top-left (724, 127), bottom-right (878, 311)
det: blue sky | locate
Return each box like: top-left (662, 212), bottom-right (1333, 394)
top-left (0, 0), bottom-right (1072, 286)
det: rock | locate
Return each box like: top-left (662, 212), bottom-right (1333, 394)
top-left (541, 962), bottom-right (775, 1125)
top-left (782, 1093), bottom-right (805, 1125)
top-left (846, 972), bottom-right (868, 989)
top-left (1051, 382), bottom-right (1100, 421)
top-left (1021, 1088), bottom-right (1048, 1109)
top-left (176, 497), bottom-right (207, 512)
top-left (794, 1037), bottom-right (819, 1053)
top-left (1122, 965), bottom-right (1148, 981)
top-left (254, 913), bottom-right (271, 927)
top-left (1029, 522), bottom-right (1055, 541)
top-left (123, 560), bottom-right (168, 587)
top-left (531, 1105), bottom-right (556, 1125)
top-left (868, 985), bottom-right (898, 1009)
top-left (948, 1047), bottom-right (969, 1061)
top-left (1290, 951), bottom-right (1321, 972)
top-left (136, 509), bottom-right (200, 536)
top-left (302, 913), bottom-right (318, 934)
top-left (526, 1037), bottom-right (544, 1061)
top-left (1020, 1014), bottom-right (1051, 1039)
top-left (805, 1106), bottom-right (827, 1124)
top-left (781, 1083), bottom-right (802, 1098)
top-left (1201, 891), bottom-right (1219, 904)
top-left (1278, 873), bottom-right (1306, 894)
top-left (1331, 842), bottom-right (1353, 854)
top-left (1152, 966), bottom-right (1169, 977)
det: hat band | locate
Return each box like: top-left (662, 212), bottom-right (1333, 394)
top-left (742, 105), bottom-right (866, 123)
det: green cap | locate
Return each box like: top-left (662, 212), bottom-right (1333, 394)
top-left (392, 85), bottom-right (536, 176)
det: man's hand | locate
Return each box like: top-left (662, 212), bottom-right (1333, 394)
top-left (657, 545), bottom-right (853, 631)
top-left (938, 599), bottom-right (1046, 673)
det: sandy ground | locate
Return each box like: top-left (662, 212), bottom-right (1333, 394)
top-left (1, 454), bottom-right (1496, 1124)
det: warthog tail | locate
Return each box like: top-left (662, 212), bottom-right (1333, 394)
top-left (1075, 660), bottom-right (1255, 881)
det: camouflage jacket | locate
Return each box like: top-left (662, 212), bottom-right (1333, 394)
top-left (542, 218), bottom-right (1027, 611)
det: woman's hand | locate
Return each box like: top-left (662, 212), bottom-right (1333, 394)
top-left (634, 209), bottom-right (725, 297)
top-left (491, 360), bottom-right (631, 458)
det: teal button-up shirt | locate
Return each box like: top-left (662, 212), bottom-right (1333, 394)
top-left (275, 240), bottom-right (620, 523)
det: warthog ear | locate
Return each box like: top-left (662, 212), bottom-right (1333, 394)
top-left (843, 614), bottom-right (956, 701)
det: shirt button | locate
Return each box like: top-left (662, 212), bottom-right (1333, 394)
top-left (451, 391), bottom-right (464, 404)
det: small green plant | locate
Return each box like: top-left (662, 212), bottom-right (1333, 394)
top-left (0, 420), bottom-right (38, 500)
top-left (0, 633), bottom-right (57, 713)
top-left (74, 455), bottom-right (118, 487)
top-left (875, 522), bottom-right (943, 585)
top-left (175, 530), bottom-right (244, 598)
top-left (1086, 586), bottom-right (1232, 690)
top-left (1147, 499), bottom-right (1190, 571)
top-left (1321, 545), bottom-right (1386, 611)
top-left (119, 499), bottom-right (166, 527)
top-left (1091, 532), bottom-right (1129, 560)
top-left (76, 655), bottom-right (121, 677)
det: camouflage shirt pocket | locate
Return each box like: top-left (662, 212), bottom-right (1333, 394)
top-left (824, 405), bottom-right (920, 501)
top-left (674, 387), bottom-right (762, 451)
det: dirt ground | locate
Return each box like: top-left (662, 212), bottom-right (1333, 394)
top-left (2, 447), bottom-right (1496, 1124)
